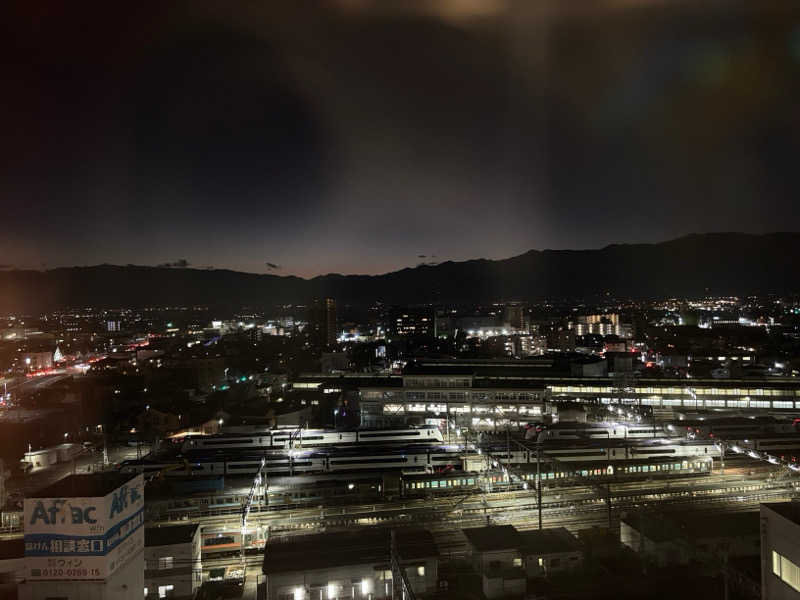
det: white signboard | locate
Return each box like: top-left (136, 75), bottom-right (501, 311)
top-left (25, 528), bottom-right (144, 580)
top-left (24, 474), bottom-right (144, 580)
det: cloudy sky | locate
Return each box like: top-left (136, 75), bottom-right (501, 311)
top-left (3, 1), bottom-right (799, 277)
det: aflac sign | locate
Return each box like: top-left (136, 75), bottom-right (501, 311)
top-left (29, 499), bottom-right (98, 527)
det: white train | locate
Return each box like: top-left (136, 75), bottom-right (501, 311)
top-left (528, 423), bottom-right (666, 442)
top-left (180, 426), bottom-right (444, 454)
top-left (122, 439), bottom-right (716, 477)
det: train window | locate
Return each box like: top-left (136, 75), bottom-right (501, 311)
top-left (432, 481), bottom-right (438, 488)
top-left (467, 479), bottom-right (474, 485)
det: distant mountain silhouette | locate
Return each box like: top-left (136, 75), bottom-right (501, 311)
top-left (1, 233), bottom-right (798, 312)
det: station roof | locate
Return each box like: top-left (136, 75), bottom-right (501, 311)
top-left (463, 525), bottom-right (521, 552)
top-left (262, 528), bottom-right (436, 575)
top-left (28, 472), bottom-right (138, 499)
top-left (145, 524), bottom-right (199, 547)
top-left (519, 527), bottom-right (582, 555)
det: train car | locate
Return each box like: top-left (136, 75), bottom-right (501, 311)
top-left (687, 416), bottom-right (796, 440)
top-left (181, 426), bottom-right (444, 453)
top-left (531, 423), bottom-right (667, 442)
top-left (121, 438), bottom-right (717, 480)
top-left (737, 435), bottom-right (800, 454)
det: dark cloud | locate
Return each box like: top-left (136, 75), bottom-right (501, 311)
top-left (1, 2), bottom-right (799, 277)
top-left (0, 265), bottom-right (13, 270)
top-left (266, 262), bottom-right (281, 270)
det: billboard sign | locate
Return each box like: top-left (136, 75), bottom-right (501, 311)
top-left (24, 474), bottom-right (144, 580)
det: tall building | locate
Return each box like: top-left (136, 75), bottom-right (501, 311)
top-left (308, 298), bottom-right (337, 348)
top-left (503, 303), bottom-right (527, 331)
top-left (20, 472), bottom-right (144, 600)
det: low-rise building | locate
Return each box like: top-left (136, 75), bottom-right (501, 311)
top-left (621, 511), bottom-right (760, 568)
top-left (519, 527), bottom-right (583, 577)
top-left (761, 501), bottom-right (800, 599)
top-left (463, 525), bottom-right (526, 599)
top-left (145, 524), bottom-right (201, 600)
top-left (261, 528), bottom-right (438, 600)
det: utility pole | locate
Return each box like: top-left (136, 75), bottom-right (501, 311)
top-left (536, 443), bottom-right (542, 530)
top-left (390, 530), bottom-right (416, 600)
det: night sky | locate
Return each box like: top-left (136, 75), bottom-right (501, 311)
top-left (3, 1), bottom-right (800, 278)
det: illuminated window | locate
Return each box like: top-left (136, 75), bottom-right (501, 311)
top-left (158, 557), bottom-right (173, 570)
top-left (782, 555), bottom-right (800, 592)
top-left (513, 558), bottom-right (522, 567)
top-left (417, 565), bottom-right (425, 576)
top-left (158, 585), bottom-right (174, 599)
top-left (772, 550), bottom-right (800, 592)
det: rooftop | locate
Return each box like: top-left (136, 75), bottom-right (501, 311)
top-left (519, 527), bottom-right (582, 555)
top-left (463, 525), bottom-right (521, 552)
top-left (262, 528), bottom-right (437, 575)
top-left (763, 501), bottom-right (800, 526)
top-left (145, 524), bottom-right (199, 547)
top-left (623, 511), bottom-right (759, 543)
top-left (27, 472), bottom-right (138, 499)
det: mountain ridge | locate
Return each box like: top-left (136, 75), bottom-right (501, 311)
top-left (1, 232), bottom-right (798, 311)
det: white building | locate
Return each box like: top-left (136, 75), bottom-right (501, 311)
top-left (145, 524), bottom-right (201, 600)
top-left (761, 502), bottom-right (800, 599)
top-left (19, 472), bottom-right (144, 600)
top-left (261, 529), bottom-right (438, 600)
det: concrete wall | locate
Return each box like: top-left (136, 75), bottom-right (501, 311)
top-left (761, 505), bottom-right (800, 600)
top-left (523, 551), bottom-right (583, 577)
top-left (144, 535), bottom-right (201, 599)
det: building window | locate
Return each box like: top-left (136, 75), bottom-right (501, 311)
top-left (513, 558), bottom-right (522, 567)
top-left (144, 589), bottom-right (148, 597)
top-left (773, 550), bottom-right (800, 592)
top-left (417, 565), bottom-right (425, 577)
top-left (158, 556), bottom-right (174, 570)
top-left (158, 585), bottom-right (174, 599)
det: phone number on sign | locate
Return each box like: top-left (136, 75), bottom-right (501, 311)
top-left (35, 568), bottom-right (101, 578)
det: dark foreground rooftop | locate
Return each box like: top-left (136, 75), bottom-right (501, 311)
top-left (28, 472), bottom-right (138, 499)
top-left (262, 528), bottom-right (437, 575)
top-left (145, 523), bottom-right (199, 547)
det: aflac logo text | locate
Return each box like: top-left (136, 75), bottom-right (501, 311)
top-left (29, 500), bottom-right (97, 526)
